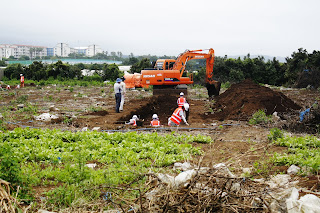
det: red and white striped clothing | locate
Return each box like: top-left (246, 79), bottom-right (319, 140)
top-left (150, 120), bottom-right (160, 127)
top-left (128, 119), bottom-right (137, 126)
top-left (177, 97), bottom-right (186, 107)
top-left (169, 107), bottom-right (186, 125)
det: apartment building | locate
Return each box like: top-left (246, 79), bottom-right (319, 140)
top-left (0, 43), bottom-right (103, 59)
top-left (0, 44), bottom-right (47, 59)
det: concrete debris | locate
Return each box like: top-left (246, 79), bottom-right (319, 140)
top-left (17, 104), bottom-right (24, 109)
top-left (174, 169), bottom-right (197, 188)
top-left (287, 165), bottom-right (301, 175)
top-left (286, 187), bottom-right (320, 213)
top-left (85, 163), bottom-right (97, 169)
top-left (38, 210), bottom-right (57, 213)
top-left (174, 162), bottom-right (192, 171)
top-left (49, 105), bottom-right (59, 111)
top-left (212, 163), bottom-right (236, 178)
top-left (34, 113), bottom-right (59, 122)
top-left (81, 127), bottom-right (88, 131)
top-left (92, 127), bottom-right (101, 131)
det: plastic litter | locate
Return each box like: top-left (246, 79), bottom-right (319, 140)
top-left (299, 108), bottom-right (310, 122)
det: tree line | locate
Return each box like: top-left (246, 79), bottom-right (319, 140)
top-left (2, 48), bottom-right (320, 88)
top-left (3, 61), bottom-right (121, 82)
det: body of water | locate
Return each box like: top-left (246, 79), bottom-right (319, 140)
top-left (7, 59), bottom-right (122, 65)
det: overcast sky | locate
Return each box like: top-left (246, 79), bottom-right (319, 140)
top-left (1, 0), bottom-right (319, 57)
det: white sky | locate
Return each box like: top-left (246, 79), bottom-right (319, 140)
top-left (1, 0), bottom-right (319, 57)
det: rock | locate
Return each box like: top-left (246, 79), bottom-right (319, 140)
top-left (156, 173), bottom-right (174, 186)
top-left (287, 165), bottom-right (300, 175)
top-left (174, 169), bottom-right (197, 188)
top-left (17, 104), bottom-right (24, 109)
top-left (174, 162), bottom-right (192, 171)
top-left (272, 112), bottom-right (280, 121)
top-left (86, 163), bottom-right (97, 169)
top-left (49, 105), bottom-right (59, 111)
top-left (266, 174), bottom-right (291, 188)
top-left (81, 127), bottom-right (88, 131)
top-left (38, 210), bottom-right (56, 213)
top-left (242, 167), bottom-right (252, 174)
top-left (34, 113), bottom-right (59, 122)
top-left (92, 127), bottom-right (101, 131)
top-left (212, 163), bottom-right (235, 178)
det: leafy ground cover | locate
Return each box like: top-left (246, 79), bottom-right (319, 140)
top-left (0, 127), bottom-right (211, 210)
top-left (269, 128), bottom-right (320, 174)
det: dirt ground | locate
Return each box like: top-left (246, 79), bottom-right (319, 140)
top-left (1, 81), bottom-right (320, 193)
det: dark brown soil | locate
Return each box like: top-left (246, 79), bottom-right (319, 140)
top-left (208, 79), bottom-right (302, 121)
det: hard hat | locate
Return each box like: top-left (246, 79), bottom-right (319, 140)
top-left (132, 115), bottom-right (138, 120)
top-left (152, 114), bottom-right (158, 119)
top-left (183, 103), bottom-right (189, 111)
top-left (116, 78), bottom-right (122, 83)
top-left (180, 92), bottom-right (184, 96)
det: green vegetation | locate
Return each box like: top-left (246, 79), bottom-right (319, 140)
top-left (268, 128), bottom-right (320, 174)
top-left (249, 110), bottom-right (272, 125)
top-left (0, 128), bottom-right (211, 209)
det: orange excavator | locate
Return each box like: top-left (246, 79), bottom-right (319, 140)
top-left (124, 48), bottom-right (221, 97)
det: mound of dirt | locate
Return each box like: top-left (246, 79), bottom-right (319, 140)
top-left (209, 79), bottom-right (301, 121)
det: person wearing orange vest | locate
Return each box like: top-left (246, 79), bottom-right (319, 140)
top-left (177, 92), bottom-right (187, 107)
top-left (126, 115), bottom-right (138, 126)
top-left (150, 114), bottom-right (161, 127)
top-left (168, 103), bottom-right (189, 126)
top-left (20, 74), bottom-right (24, 88)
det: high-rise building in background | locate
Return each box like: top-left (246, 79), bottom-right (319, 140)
top-left (0, 43), bottom-right (103, 59)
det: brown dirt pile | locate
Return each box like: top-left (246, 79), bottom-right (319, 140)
top-left (209, 79), bottom-right (301, 121)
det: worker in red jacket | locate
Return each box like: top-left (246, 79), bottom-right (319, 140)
top-left (150, 114), bottom-right (161, 127)
top-left (168, 103), bottom-right (189, 126)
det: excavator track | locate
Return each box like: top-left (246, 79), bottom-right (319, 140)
top-left (153, 85), bottom-right (188, 97)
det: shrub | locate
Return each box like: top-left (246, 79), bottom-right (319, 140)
top-left (249, 110), bottom-right (272, 125)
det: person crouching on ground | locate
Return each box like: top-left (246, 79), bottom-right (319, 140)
top-left (150, 114), bottom-right (161, 127)
top-left (126, 115), bottom-right (138, 126)
top-left (168, 103), bottom-right (189, 126)
top-left (114, 78), bottom-right (122, 113)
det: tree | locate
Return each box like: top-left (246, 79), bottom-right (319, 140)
top-left (103, 64), bottom-right (120, 81)
top-left (285, 48), bottom-right (308, 85)
top-left (26, 61), bottom-right (47, 81)
top-left (19, 55), bottom-right (30, 60)
top-left (130, 58), bottom-right (151, 73)
top-left (29, 47), bottom-right (36, 60)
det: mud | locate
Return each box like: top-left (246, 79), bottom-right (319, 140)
top-left (208, 79), bottom-right (302, 121)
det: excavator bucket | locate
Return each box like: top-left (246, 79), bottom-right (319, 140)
top-left (206, 82), bottom-right (221, 98)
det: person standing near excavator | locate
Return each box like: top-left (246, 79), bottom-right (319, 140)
top-left (177, 92), bottom-right (186, 107)
top-left (177, 92), bottom-right (189, 120)
top-left (114, 78), bottom-right (122, 113)
top-left (119, 77), bottom-right (126, 112)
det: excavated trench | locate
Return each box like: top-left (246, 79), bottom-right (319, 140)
top-left (118, 95), bottom-right (179, 126)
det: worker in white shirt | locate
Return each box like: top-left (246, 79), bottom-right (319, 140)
top-left (114, 78), bottom-right (122, 113)
top-left (119, 77), bottom-right (126, 111)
